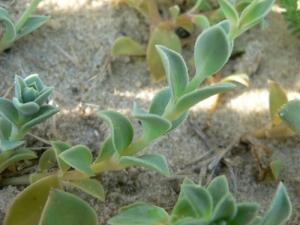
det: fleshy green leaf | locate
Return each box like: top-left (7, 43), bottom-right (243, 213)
top-left (51, 141), bottom-right (71, 174)
top-left (16, 16), bottom-right (50, 40)
top-left (278, 99), bottom-right (300, 134)
top-left (132, 102), bottom-right (171, 142)
top-left (207, 175), bottom-right (229, 208)
top-left (192, 15), bottom-right (210, 30)
top-left (172, 218), bottom-right (207, 225)
top-left (3, 175), bottom-right (63, 225)
top-left (218, 0), bottom-right (239, 26)
top-left (169, 5), bottom-right (180, 20)
top-left (0, 149), bottom-right (37, 173)
top-left (238, 0), bottom-right (276, 35)
top-left (94, 136), bottom-right (115, 163)
top-left (59, 145), bottom-right (95, 176)
top-left (97, 110), bottom-right (134, 155)
top-left (0, 98), bottom-right (19, 127)
top-left (18, 105), bottom-right (60, 138)
top-left (12, 98), bottom-right (40, 115)
top-left (66, 178), bottom-right (105, 201)
top-left (38, 148), bottom-right (56, 171)
top-left (156, 45), bottom-right (188, 104)
top-left (119, 202), bottom-right (148, 212)
top-left (39, 188), bottom-right (98, 225)
top-left (119, 154), bottom-right (169, 176)
top-left (34, 87), bottom-right (54, 107)
top-left (227, 203), bottom-right (259, 225)
top-left (147, 27), bottom-right (181, 82)
top-left (259, 182), bottom-right (292, 225)
top-left (0, 137), bottom-right (24, 151)
top-left (173, 83), bottom-right (236, 120)
top-left (0, 117), bottom-right (12, 139)
top-left (108, 205), bottom-right (169, 225)
top-left (187, 24), bottom-right (231, 92)
top-left (181, 184), bottom-right (213, 219)
top-left (170, 197), bottom-right (196, 223)
top-left (270, 160), bottom-right (283, 180)
top-left (210, 193), bottom-right (236, 222)
top-left (111, 37), bottom-right (146, 56)
top-left (268, 80), bottom-right (288, 126)
top-left (0, 8), bottom-right (16, 47)
top-left (123, 0), bottom-right (149, 18)
top-left (24, 74), bottom-right (45, 92)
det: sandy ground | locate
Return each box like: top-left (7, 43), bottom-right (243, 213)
top-left (1, 0), bottom-right (300, 224)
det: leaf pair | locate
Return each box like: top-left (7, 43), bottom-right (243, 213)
top-left (108, 175), bottom-right (292, 225)
top-left (0, 0), bottom-right (49, 52)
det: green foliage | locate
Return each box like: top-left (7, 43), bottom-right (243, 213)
top-left (279, 99), bottom-right (300, 134)
top-left (0, 74), bottom-right (59, 173)
top-left (0, 0), bottom-right (49, 53)
top-left (108, 176), bottom-right (292, 225)
top-left (112, 0), bottom-right (274, 82)
top-left (280, 0), bottom-right (300, 34)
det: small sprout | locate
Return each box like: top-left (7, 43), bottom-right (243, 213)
top-left (252, 80), bottom-right (296, 138)
top-left (109, 176), bottom-right (292, 225)
top-left (0, 0), bottom-right (49, 53)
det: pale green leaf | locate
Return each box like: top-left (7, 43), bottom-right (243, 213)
top-left (259, 183), bottom-right (292, 225)
top-left (181, 184), bottom-right (213, 219)
top-left (39, 188), bottom-right (98, 225)
top-left (207, 175), bottom-right (229, 208)
top-left (227, 203), bottom-right (259, 225)
top-left (268, 80), bottom-right (288, 126)
top-left (119, 154), bottom-right (169, 176)
top-left (0, 149), bottom-right (36, 173)
top-left (147, 27), bottom-right (181, 82)
top-left (0, 137), bottom-right (24, 151)
top-left (3, 175), bottom-right (63, 225)
top-left (238, 0), bottom-right (276, 35)
top-left (67, 178), bottom-right (105, 201)
top-left (172, 218), bottom-right (207, 225)
top-left (0, 8), bottom-right (16, 46)
top-left (51, 141), bottom-right (71, 174)
top-left (111, 37), bottom-right (146, 56)
top-left (97, 110), bottom-right (134, 155)
top-left (12, 98), bottom-right (40, 115)
top-left (0, 117), bottom-right (12, 139)
top-left (59, 145), bottom-right (95, 176)
top-left (210, 193), bottom-right (236, 222)
top-left (192, 15), bottom-right (210, 30)
top-left (132, 102), bottom-right (171, 142)
top-left (18, 105), bottom-right (60, 138)
top-left (279, 100), bottom-right (300, 134)
top-left (123, 0), bottom-right (149, 18)
top-left (156, 45), bottom-right (188, 104)
top-left (170, 197), bottom-right (196, 223)
top-left (174, 83), bottom-right (236, 119)
top-left (0, 98), bottom-right (19, 127)
top-left (16, 16), bottom-right (50, 40)
top-left (169, 5), bottom-right (180, 20)
top-left (38, 148), bottom-right (56, 171)
top-left (218, 0), bottom-right (239, 25)
top-left (108, 205), bottom-right (168, 225)
top-left (270, 160), bottom-right (283, 180)
top-left (119, 202), bottom-right (148, 212)
top-left (187, 24), bottom-right (231, 92)
top-left (94, 136), bottom-right (115, 163)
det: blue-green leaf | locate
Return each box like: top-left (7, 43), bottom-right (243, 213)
top-left (16, 16), bottom-right (50, 40)
top-left (0, 98), bottom-right (19, 127)
top-left (12, 98), bottom-right (40, 115)
top-left (181, 184), bottom-right (213, 219)
top-left (0, 117), bottom-right (12, 139)
top-left (59, 145), bottom-right (95, 176)
top-left (207, 175), bottom-right (229, 209)
top-left (119, 154), bottom-right (169, 176)
top-left (174, 83), bottom-right (236, 119)
top-left (108, 205), bottom-right (169, 225)
top-left (97, 110), bottom-right (134, 155)
top-left (227, 203), bottom-right (259, 225)
top-left (0, 137), bottom-right (24, 151)
top-left (218, 0), bottom-right (239, 25)
top-left (278, 100), bottom-right (300, 134)
top-left (0, 8), bottom-right (16, 46)
top-left (156, 45), bottom-right (188, 104)
top-left (94, 136), bottom-right (115, 163)
top-left (187, 24), bottom-right (231, 92)
top-left (210, 193), bottom-right (237, 222)
top-left (51, 141), bottom-right (71, 174)
top-left (259, 182), bottom-right (292, 225)
top-left (192, 15), bottom-right (210, 30)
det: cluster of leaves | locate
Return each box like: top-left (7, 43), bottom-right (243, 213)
top-left (0, 0), bottom-right (49, 53)
top-left (280, 0), bottom-right (300, 35)
top-left (0, 0), bottom-right (287, 224)
top-left (109, 175), bottom-right (291, 225)
top-left (112, 0), bottom-right (251, 82)
top-left (0, 74), bottom-right (59, 174)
